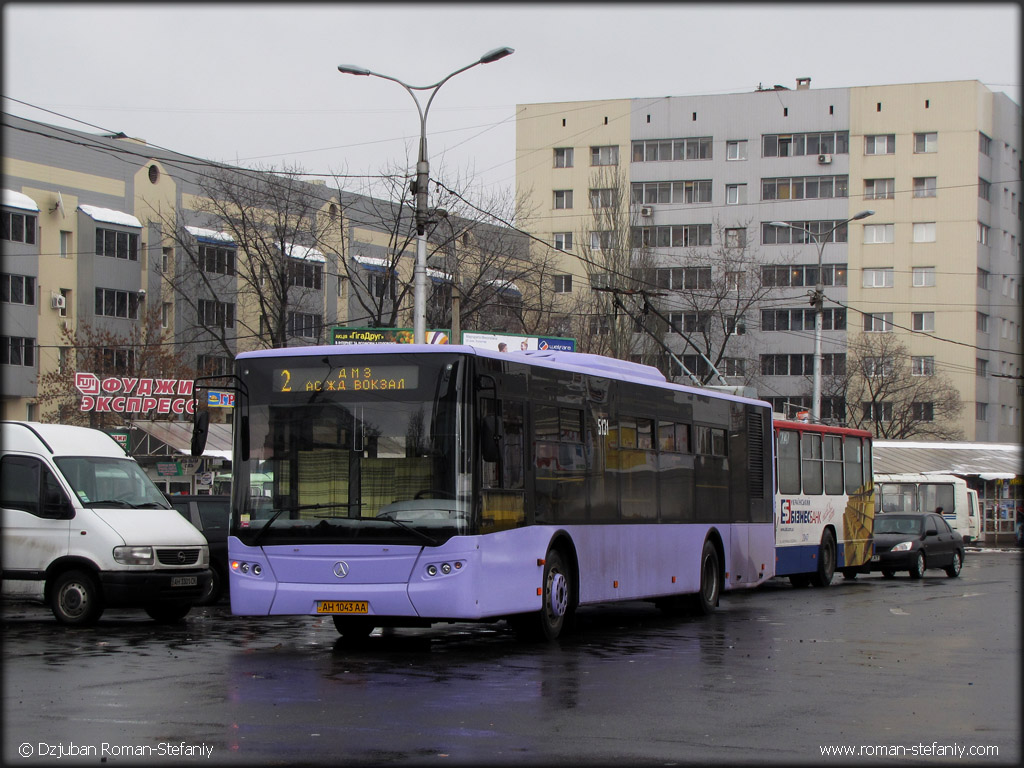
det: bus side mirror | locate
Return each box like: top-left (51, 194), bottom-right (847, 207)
top-left (480, 414), bottom-right (501, 463)
top-left (191, 411), bottom-right (209, 457)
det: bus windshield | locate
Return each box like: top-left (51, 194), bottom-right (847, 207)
top-left (231, 352), bottom-right (469, 546)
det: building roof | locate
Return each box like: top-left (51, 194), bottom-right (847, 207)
top-left (873, 441), bottom-right (1022, 479)
top-left (130, 420), bottom-right (232, 461)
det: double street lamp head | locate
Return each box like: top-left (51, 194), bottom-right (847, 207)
top-left (337, 46), bottom-right (514, 81)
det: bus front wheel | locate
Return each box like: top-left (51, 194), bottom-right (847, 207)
top-left (691, 540), bottom-right (720, 615)
top-left (512, 549), bottom-right (573, 641)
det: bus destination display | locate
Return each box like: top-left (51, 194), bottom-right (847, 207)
top-left (273, 365), bottom-right (419, 393)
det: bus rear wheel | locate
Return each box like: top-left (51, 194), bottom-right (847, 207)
top-left (691, 540), bottom-right (720, 615)
top-left (811, 530), bottom-right (836, 587)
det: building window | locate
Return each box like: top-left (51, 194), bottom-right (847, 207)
top-left (863, 224), bottom-right (894, 244)
top-left (723, 358), bottom-right (745, 377)
top-left (913, 132), bottom-right (938, 153)
top-left (912, 312), bottom-right (935, 332)
top-left (864, 357), bottom-right (895, 378)
top-left (864, 134), bottom-right (895, 155)
top-left (761, 263), bottom-right (847, 287)
top-left (913, 177), bottom-right (937, 198)
top-left (95, 228), bottom-right (139, 260)
top-left (1, 274), bottom-right (36, 305)
top-left (198, 299), bottom-right (235, 329)
top-left (976, 402), bottom-right (988, 421)
top-left (590, 231), bottom-right (614, 251)
top-left (589, 188), bottom-right (616, 209)
top-left (590, 145), bottom-right (619, 166)
top-left (976, 358), bottom-right (988, 377)
top-left (913, 222), bottom-right (936, 243)
top-left (369, 273), bottom-right (396, 300)
top-left (760, 354), bottom-right (814, 376)
top-left (1, 210), bottom-right (37, 244)
top-left (0, 336), bottom-right (35, 367)
top-left (101, 347), bottom-right (137, 374)
top-left (200, 244), bottom-right (235, 276)
top-left (978, 223), bottom-right (990, 245)
top-left (978, 178), bottom-right (991, 201)
top-left (977, 268), bottom-right (989, 289)
top-left (553, 232), bottom-right (573, 251)
top-left (912, 267), bottom-right (936, 287)
top-left (553, 147), bottom-right (574, 168)
top-left (724, 228), bottom-right (746, 248)
top-left (912, 356), bottom-right (935, 376)
top-left (979, 133), bottom-right (991, 156)
top-left (977, 312), bottom-right (989, 332)
top-left (762, 220), bottom-right (849, 245)
top-left (761, 176), bottom-right (848, 201)
top-left (725, 184), bottom-right (745, 205)
top-left (553, 274), bottom-right (573, 293)
top-left (631, 180), bottom-right (712, 204)
top-left (287, 260), bottom-right (323, 290)
top-left (632, 224), bottom-right (711, 248)
top-left (553, 190), bottom-right (573, 209)
top-left (762, 131), bottom-right (849, 157)
top-left (161, 246), bottom-right (172, 271)
top-left (864, 178), bottom-right (895, 200)
top-left (60, 231), bottom-right (73, 258)
top-left (631, 137), bottom-right (711, 162)
top-left (197, 354), bottom-right (230, 376)
top-left (95, 288), bottom-right (141, 319)
top-left (726, 140), bottom-right (748, 161)
top-left (864, 313), bottom-right (893, 333)
top-left (161, 302), bottom-right (172, 329)
top-left (287, 312), bottom-right (321, 339)
top-left (862, 401), bottom-right (893, 422)
top-left (761, 308), bottom-right (845, 331)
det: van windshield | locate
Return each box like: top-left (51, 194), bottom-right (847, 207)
top-left (54, 457), bottom-right (171, 509)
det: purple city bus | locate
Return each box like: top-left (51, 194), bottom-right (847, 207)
top-left (198, 344), bottom-right (776, 640)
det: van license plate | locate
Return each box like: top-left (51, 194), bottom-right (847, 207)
top-left (171, 576), bottom-right (198, 587)
top-left (317, 600), bottom-right (369, 614)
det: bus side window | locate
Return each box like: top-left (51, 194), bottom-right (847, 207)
top-left (801, 432), bottom-right (823, 495)
top-left (824, 435), bottom-right (844, 495)
top-left (777, 430), bottom-right (801, 495)
top-left (844, 436), bottom-right (863, 495)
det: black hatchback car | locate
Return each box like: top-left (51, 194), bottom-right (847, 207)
top-left (869, 511), bottom-right (965, 579)
top-left (166, 495), bottom-right (230, 604)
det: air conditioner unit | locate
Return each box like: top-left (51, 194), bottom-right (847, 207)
top-left (640, 205), bottom-right (654, 217)
top-left (817, 153), bottom-right (833, 164)
top-left (51, 294), bottom-right (66, 310)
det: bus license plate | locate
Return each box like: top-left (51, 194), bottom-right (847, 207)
top-left (317, 600), bottom-right (369, 614)
top-left (171, 576), bottom-right (198, 587)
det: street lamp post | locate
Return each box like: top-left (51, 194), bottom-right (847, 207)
top-left (337, 47), bottom-right (514, 343)
top-left (769, 210), bottom-right (874, 422)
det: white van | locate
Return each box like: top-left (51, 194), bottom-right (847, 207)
top-left (874, 473), bottom-right (980, 543)
top-left (1, 421), bottom-right (211, 625)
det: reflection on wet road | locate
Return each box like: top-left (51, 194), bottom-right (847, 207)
top-left (3, 554), bottom-right (1019, 765)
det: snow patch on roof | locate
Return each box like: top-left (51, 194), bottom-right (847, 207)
top-left (3, 189), bottom-right (39, 212)
top-left (78, 204), bottom-right (142, 228)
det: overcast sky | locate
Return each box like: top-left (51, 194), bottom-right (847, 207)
top-left (3, 3), bottom-right (1020, 198)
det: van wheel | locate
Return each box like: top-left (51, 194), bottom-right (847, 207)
top-left (198, 566), bottom-right (224, 606)
top-left (145, 603), bottom-right (192, 623)
top-left (50, 570), bottom-right (104, 626)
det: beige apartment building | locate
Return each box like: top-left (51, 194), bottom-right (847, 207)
top-left (516, 79), bottom-right (1021, 442)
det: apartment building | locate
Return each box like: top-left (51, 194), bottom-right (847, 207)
top-left (516, 79), bottom-right (1021, 442)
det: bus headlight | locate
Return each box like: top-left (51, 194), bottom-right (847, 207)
top-left (114, 546), bottom-right (154, 565)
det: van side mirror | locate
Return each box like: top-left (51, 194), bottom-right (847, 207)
top-left (480, 413), bottom-right (501, 463)
top-left (191, 411), bottom-right (209, 457)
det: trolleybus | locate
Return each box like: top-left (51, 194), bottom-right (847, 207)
top-left (874, 473), bottom-right (978, 542)
top-left (195, 344), bottom-right (776, 640)
top-left (772, 419), bottom-right (874, 586)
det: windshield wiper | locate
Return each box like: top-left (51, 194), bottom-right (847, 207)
top-left (83, 499), bottom-right (134, 508)
top-left (377, 512), bottom-right (438, 547)
top-left (251, 501), bottom-right (351, 545)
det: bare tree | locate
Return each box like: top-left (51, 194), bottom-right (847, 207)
top-left (154, 162), bottom-right (335, 355)
top-left (837, 332), bottom-right (964, 439)
top-left (35, 306), bottom-right (195, 429)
